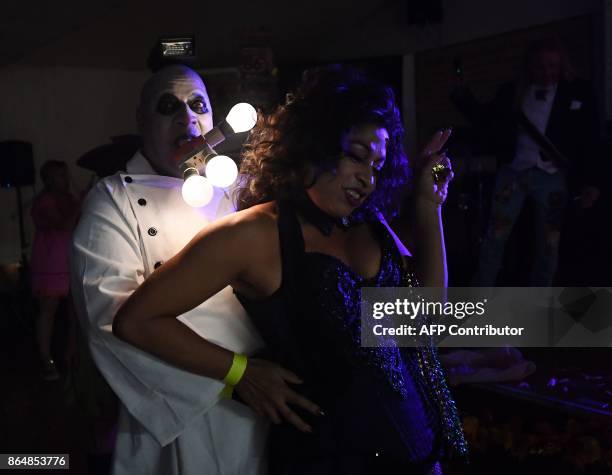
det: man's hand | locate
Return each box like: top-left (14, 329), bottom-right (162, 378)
top-left (234, 358), bottom-right (322, 433)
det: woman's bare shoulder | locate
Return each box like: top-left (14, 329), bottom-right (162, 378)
top-left (193, 202), bottom-right (281, 295)
top-left (190, 201), bottom-right (279, 252)
top-left (221, 202), bottom-right (277, 233)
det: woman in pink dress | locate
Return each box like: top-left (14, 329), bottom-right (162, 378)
top-left (30, 160), bottom-right (80, 381)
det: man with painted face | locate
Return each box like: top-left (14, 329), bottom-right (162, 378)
top-left (451, 36), bottom-right (601, 286)
top-left (71, 64), bottom-right (267, 474)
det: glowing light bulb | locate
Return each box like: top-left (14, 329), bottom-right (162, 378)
top-left (225, 103), bottom-right (257, 133)
top-left (205, 155), bottom-right (238, 188)
top-left (181, 174), bottom-right (213, 207)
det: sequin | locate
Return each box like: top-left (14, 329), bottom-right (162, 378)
top-left (237, 198), bottom-right (469, 461)
top-left (304, 228), bottom-right (468, 459)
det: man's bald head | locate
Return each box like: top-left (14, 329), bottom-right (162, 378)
top-left (137, 64), bottom-right (213, 177)
top-left (138, 65), bottom-right (206, 112)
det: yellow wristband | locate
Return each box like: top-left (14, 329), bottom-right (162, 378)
top-left (222, 353), bottom-right (248, 387)
top-left (220, 385), bottom-right (234, 399)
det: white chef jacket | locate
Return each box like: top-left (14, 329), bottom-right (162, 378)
top-left (71, 151), bottom-right (268, 475)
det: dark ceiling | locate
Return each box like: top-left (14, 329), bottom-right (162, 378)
top-left (1, 0), bottom-right (407, 69)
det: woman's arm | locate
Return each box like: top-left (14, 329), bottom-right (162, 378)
top-left (411, 129), bottom-right (454, 287)
top-left (113, 210), bottom-right (320, 431)
top-left (413, 199), bottom-right (447, 287)
top-left (113, 212), bottom-right (256, 378)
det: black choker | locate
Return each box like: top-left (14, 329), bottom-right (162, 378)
top-left (291, 192), bottom-right (351, 237)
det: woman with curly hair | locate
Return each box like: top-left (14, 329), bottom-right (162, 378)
top-left (113, 65), bottom-right (466, 474)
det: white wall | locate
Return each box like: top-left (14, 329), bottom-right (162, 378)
top-left (0, 67), bottom-right (148, 264)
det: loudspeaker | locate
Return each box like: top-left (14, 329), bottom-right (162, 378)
top-left (0, 141), bottom-right (35, 187)
top-left (407, 0), bottom-right (443, 25)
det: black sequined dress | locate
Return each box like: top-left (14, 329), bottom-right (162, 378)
top-left (235, 198), bottom-right (466, 474)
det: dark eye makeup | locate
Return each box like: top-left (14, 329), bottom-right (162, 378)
top-left (188, 98), bottom-right (208, 114)
top-left (156, 94), bottom-right (209, 116)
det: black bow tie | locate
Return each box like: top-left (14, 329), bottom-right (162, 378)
top-left (534, 89), bottom-right (548, 101)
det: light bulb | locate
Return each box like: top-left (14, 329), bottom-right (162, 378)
top-left (205, 155), bottom-right (238, 188)
top-left (225, 103), bottom-right (257, 133)
top-left (181, 174), bottom-right (213, 207)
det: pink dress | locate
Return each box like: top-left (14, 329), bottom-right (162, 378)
top-left (30, 191), bottom-right (79, 298)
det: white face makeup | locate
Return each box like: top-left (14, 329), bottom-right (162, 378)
top-left (138, 66), bottom-right (213, 177)
top-left (306, 123), bottom-right (389, 218)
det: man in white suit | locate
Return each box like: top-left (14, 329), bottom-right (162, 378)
top-left (71, 64), bottom-right (267, 475)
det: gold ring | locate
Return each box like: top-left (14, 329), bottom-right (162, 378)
top-left (432, 163), bottom-right (451, 183)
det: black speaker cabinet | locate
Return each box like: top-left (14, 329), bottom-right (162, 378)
top-left (0, 141), bottom-right (35, 187)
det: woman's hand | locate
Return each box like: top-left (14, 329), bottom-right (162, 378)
top-left (414, 128), bottom-right (455, 206)
top-left (234, 358), bottom-right (322, 433)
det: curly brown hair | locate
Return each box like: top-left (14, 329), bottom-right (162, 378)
top-left (235, 65), bottom-right (410, 221)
